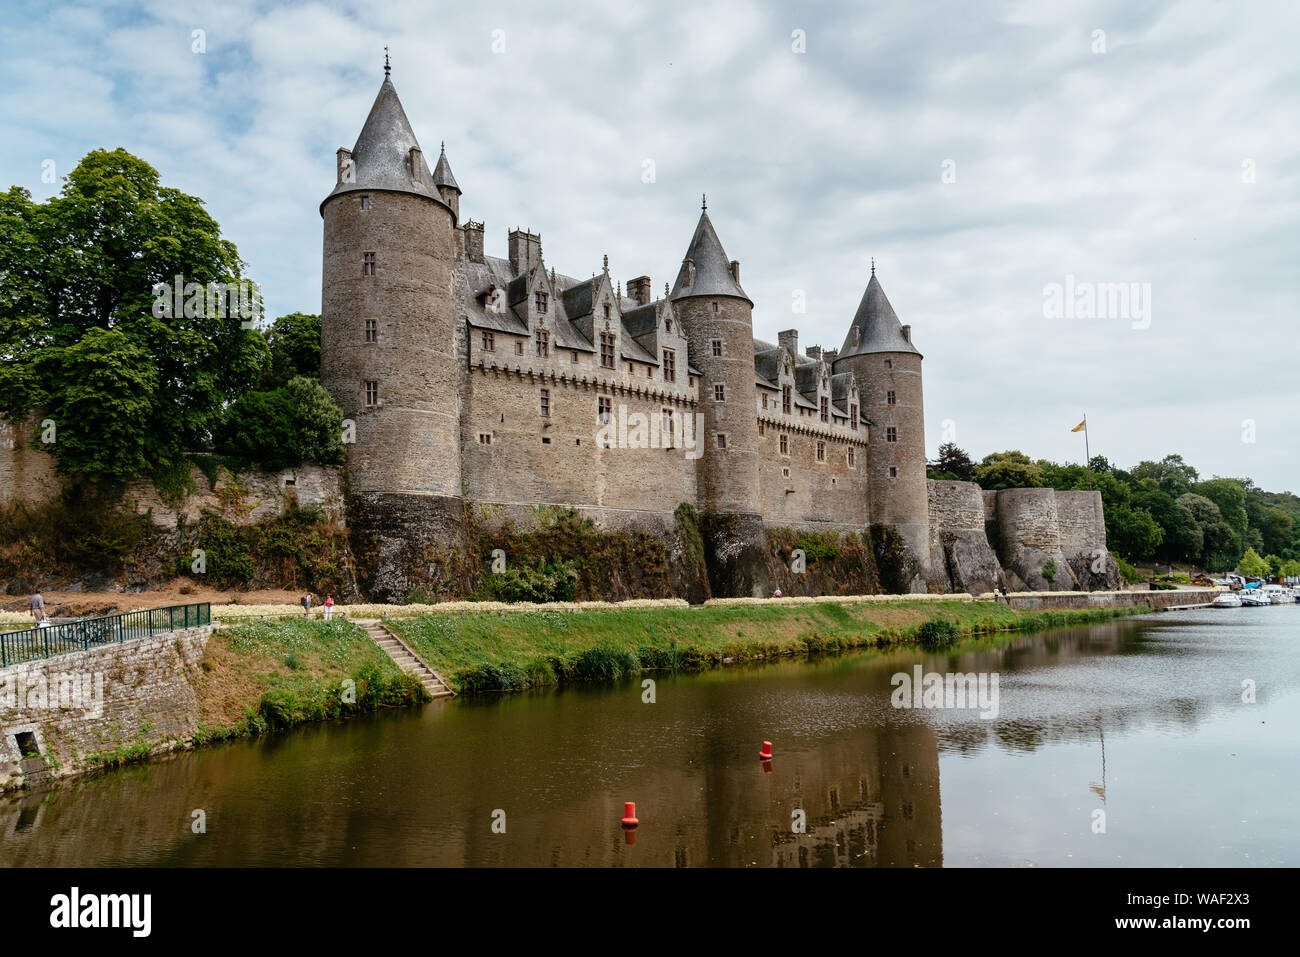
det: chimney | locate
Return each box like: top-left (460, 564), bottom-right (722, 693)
top-left (508, 228), bottom-right (542, 275)
top-left (407, 146), bottom-right (422, 181)
top-left (901, 324), bottom-right (912, 344)
top-left (336, 148), bottom-right (353, 185)
top-left (823, 348), bottom-right (838, 363)
top-left (778, 329), bottom-right (798, 358)
top-left (730, 260), bottom-right (740, 282)
top-left (806, 345), bottom-right (822, 361)
top-left (627, 276), bottom-right (652, 306)
top-left (462, 220), bottom-right (485, 264)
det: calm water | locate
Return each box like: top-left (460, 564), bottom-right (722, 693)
top-left (2, 607), bottom-right (1297, 867)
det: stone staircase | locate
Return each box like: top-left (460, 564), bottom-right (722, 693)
top-left (357, 619), bottom-right (455, 699)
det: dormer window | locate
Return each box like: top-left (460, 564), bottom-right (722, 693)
top-left (535, 292), bottom-right (548, 313)
top-left (820, 397), bottom-right (829, 423)
top-left (665, 318), bottom-right (672, 333)
top-left (603, 304), bottom-right (610, 320)
top-left (535, 329), bottom-right (549, 357)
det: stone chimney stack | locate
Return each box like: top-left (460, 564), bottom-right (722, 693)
top-left (806, 345), bottom-right (822, 361)
top-left (508, 228), bottom-right (542, 274)
top-left (901, 324), bottom-right (912, 344)
top-left (336, 148), bottom-right (353, 185)
top-left (627, 275), bottom-right (652, 306)
top-left (778, 329), bottom-right (799, 358)
top-left (730, 260), bottom-right (740, 282)
top-left (462, 220), bottom-right (485, 264)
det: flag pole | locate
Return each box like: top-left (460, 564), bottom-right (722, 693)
top-left (1083, 413), bottom-right (1092, 490)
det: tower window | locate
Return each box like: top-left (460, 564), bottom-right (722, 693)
top-left (364, 380), bottom-right (378, 407)
top-left (478, 433), bottom-right (492, 444)
top-left (820, 397), bottom-right (829, 422)
top-left (515, 341), bottom-right (524, 355)
top-left (713, 384), bottom-right (725, 402)
top-left (571, 351), bottom-right (578, 363)
top-left (360, 196), bottom-right (370, 210)
top-left (887, 390), bottom-right (896, 406)
top-left (889, 466), bottom-right (898, 478)
top-left (535, 329), bottom-right (549, 357)
top-left (539, 388), bottom-right (550, 417)
top-left (598, 396), bottom-right (612, 424)
top-left (782, 385), bottom-right (792, 415)
top-left (816, 441), bottom-right (825, 462)
top-left (848, 448), bottom-right (856, 467)
top-left (600, 333), bottom-right (616, 369)
top-left (365, 318), bottom-right (378, 343)
top-left (482, 330), bottom-right (495, 351)
top-left (647, 365), bottom-right (653, 378)
top-left (850, 403), bottom-right (857, 423)
top-left (536, 292), bottom-right (548, 313)
top-left (884, 359), bottom-right (893, 369)
top-left (711, 339), bottom-right (722, 357)
top-left (716, 434), bottom-right (727, 449)
top-left (662, 349), bottom-right (676, 382)
top-left (711, 302), bottom-right (719, 314)
top-left (886, 427), bottom-right (897, 443)
top-left (779, 434), bottom-right (789, 455)
top-left (362, 252), bottom-right (376, 276)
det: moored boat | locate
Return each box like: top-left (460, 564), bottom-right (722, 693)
top-left (1240, 591), bottom-right (1272, 606)
top-left (1211, 592), bottom-right (1242, 608)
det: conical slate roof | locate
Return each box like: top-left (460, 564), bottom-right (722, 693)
top-left (433, 145), bottom-right (459, 191)
top-left (669, 210), bottom-right (750, 304)
top-left (324, 76), bottom-right (448, 210)
top-left (838, 273), bottom-right (920, 357)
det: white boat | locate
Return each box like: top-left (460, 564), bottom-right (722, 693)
top-left (1261, 585), bottom-right (1297, 604)
top-left (1240, 591), bottom-right (1272, 606)
top-left (1212, 592), bottom-right (1242, 607)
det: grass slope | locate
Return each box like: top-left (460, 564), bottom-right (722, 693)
top-left (390, 600), bottom-right (1150, 694)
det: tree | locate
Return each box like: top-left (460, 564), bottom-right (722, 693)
top-left (261, 312), bottom-right (321, 389)
top-left (1238, 547), bottom-right (1270, 578)
top-left (928, 442), bottom-right (975, 481)
top-left (1105, 502), bottom-right (1163, 560)
top-left (1194, 479), bottom-right (1250, 545)
top-left (0, 149), bottom-right (268, 484)
top-left (1131, 454), bottom-right (1198, 498)
top-left (1280, 559), bottom-right (1300, 578)
top-left (1133, 480), bottom-right (1194, 563)
top-left (973, 450), bottom-right (1043, 490)
top-left (216, 376), bottom-right (344, 470)
top-left (1177, 492), bottom-right (1241, 570)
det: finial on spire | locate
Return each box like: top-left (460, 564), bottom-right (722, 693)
top-left (440, 140), bottom-right (445, 154)
top-left (384, 47), bottom-right (391, 78)
top-left (603, 254), bottom-right (609, 271)
top-left (870, 257), bottom-right (875, 276)
top-left (701, 193), bottom-right (707, 211)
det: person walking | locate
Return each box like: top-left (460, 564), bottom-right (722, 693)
top-left (30, 589), bottom-right (47, 625)
top-left (302, 592), bottom-right (313, 618)
top-left (323, 595), bottom-right (335, 621)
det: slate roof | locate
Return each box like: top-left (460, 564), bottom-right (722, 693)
top-left (669, 211), bottom-right (751, 304)
top-left (837, 273), bottom-right (920, 358)
top-left (324, 78), bottom-right (450, 213)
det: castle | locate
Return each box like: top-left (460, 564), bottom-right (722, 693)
top-left (315, 67), bottom-right (1118, 600)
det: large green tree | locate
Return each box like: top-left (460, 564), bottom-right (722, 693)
top-left (261, 312), bottom-right (321, 389)
top-left (974, 450), bottom-right (1043, 490)
top-left (0, 148), bottom-right (268, 484)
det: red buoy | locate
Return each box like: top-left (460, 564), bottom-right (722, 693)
top-left (758, 741), bottom-right (773, 760)
top-left (621, 802), bottom-right (639, 828)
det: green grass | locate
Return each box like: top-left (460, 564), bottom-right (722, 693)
top-left (390, 600), bottom-right (1151, 694)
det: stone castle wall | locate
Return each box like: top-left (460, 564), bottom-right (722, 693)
top-left (0, 625), bottom-right (213, 790)
top-left (0, 420), bottom-right (61, 511)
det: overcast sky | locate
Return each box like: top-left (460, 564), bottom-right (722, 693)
top-left (2, 0), bottom-right (1296, 490)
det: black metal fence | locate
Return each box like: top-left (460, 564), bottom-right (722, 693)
top-left (0, 603), bottom-right (210, 668)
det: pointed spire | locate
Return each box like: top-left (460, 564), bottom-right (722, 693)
top-left (432, 144), bottom-right (459, 192)
top-left (669, 205), bottom-right (750, 303)
top-left (838, 270), bottom-right (919, 358)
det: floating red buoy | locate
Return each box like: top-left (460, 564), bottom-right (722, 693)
top-left (621, 802), bottom-right (639, 828)
top-left (758, 741), bottom-right (773, 760)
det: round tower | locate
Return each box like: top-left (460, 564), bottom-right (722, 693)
top-left (670, 201), bottom-right (762, 517)
top-left (320, 68), bottom-right (461, 501)
top-left (832, 265), bottom-right (930, 592)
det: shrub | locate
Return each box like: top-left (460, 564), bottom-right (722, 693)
top-left (1042, 559), bottom-right (1057, 583)
top-left (917, 617), bottom-right (959, 651)
top-left (570, 645), bottom-right (640, 682)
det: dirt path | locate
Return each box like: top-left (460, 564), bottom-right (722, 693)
top-left (0, 579), bottom-right (305, 617)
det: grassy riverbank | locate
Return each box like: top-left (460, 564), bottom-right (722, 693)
top-left (388, 599), bottom-right (1152, 693)
top-left (186, 618), bottom-right (427, 745)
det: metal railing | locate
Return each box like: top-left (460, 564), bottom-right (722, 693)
top-left (0, 603), bottom-right (210, 668)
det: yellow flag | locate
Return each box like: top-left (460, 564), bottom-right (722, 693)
top-left (1071, 419), bottom-right (1086, 432)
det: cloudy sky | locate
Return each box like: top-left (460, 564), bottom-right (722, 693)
top-left (2, 0), bottom-right (1296, 489)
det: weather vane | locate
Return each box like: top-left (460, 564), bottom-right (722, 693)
top-left (384, 46), bottom-right (391, 78)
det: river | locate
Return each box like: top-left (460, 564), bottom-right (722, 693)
top-left (2, 607), bottom-right (1296, 867)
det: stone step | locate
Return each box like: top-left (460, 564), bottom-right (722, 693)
top-left (358, 619), bottom-right (455, 699)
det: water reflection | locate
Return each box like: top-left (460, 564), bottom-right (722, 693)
top-left (2, 608), bottom-right (1296, 867)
